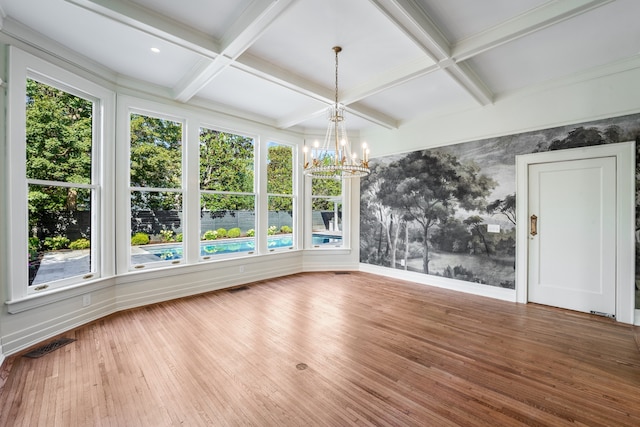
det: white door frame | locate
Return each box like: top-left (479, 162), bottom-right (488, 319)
top-left (515, 141), bottom-right (636, 324)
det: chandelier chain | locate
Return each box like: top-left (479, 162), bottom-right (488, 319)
top-left (334, 46), bottom-right (340, 107)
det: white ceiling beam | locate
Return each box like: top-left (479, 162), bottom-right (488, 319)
top-left (65, 0), bottom-right (220, 58)
top-left (235, 53), bottom-right (334, 103)
top-left (65, 0), bottom-right (412, 130)
top-left (368, 0), bottom-right (494, 108)
top-left (172, 56), bottom-right (233, 103)
top-left (367, 0), bottom-right (450, 61)
top-left (452, 0), bottom-right (615, 61)
top-left (346, 103), bottom-right (399, 130)
top-left (341, 56), bottom-right (438, 104)
top-left (175, 0), bottom-right (298, 102)
top-left (443, 62), bottom-right (493, 105)
top-left (238, 53), bottom-right (399, 130)
top-left (276, 107), bottom-right (327, 131)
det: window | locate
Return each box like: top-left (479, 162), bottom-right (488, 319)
top-left (7, 47), bottom-right (113, 299)
top-left (267, 142), bottom-right (295, 251)
top-left (310, 178), bottom-right (343, 248)
top-left (129, 113), bottom-right (184, 268)
top-left (199, 128), bottom-right (255, 259)
top-left (25, 79), bottom-right (97, 288)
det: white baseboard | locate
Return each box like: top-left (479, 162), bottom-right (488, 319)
top-left (359, 263), bottom-right (516, 302)
top-left (1, 252), bottom-right (306, 356)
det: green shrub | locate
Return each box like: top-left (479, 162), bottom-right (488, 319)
top-left (44, 235), bottom-right (70, 250)
top-left (216, 228), bottom-right (228, 238)
top-left (280, 225), bottom-right (292, 234)
top-left (160, 229), bottom-right (175, 242)
top-left (175, 233), bottom-right (183, 242)
top-left (267, 225), bottom-right (277, 235)
top-left (246, 229), bottom-right (255, 237)
top-left (28, 237), bottom-right (40, 261)
top-left (227, 227), bottom-right (241, 238)
top-left (202, 230), bottom-right (218, 240)
top-left (131, 232), bottom-right (150, 245)
top-left (69, 238), bottom-right (91, 250)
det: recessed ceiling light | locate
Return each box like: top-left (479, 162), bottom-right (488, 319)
top-left (150, 47), bottom-right (160, 54)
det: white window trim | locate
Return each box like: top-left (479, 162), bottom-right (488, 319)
top-left (198, 122), bottom-right (260, 259)
top-left (6, 46), bottom-right (115, 302)
top-left (119, 102), bottom-right (188, 273)
top-left (304, 176), bottom-right (350, 250)
top-left (265, 140), bottom-right (298, 253)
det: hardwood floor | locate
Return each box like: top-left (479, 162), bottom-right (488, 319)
top-left (1, 271), bottom-right (639, 426)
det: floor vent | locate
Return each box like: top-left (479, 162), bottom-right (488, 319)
top-left (334, 271), bottom-right (351, 275)
top-left (23, 338), bottom-right (76, 358)
top-left (228, 285), bottom-right (250, 293)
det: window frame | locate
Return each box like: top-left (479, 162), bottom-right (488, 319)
top-left (198, 124), bottom-right (258, 262)
top-left (265, 140), bottom-right (297, 253)
top-left (305, 175), bottom-right (350, 250)
top-left (6, 47), bottom-right (115, 301)
top-left (124, 106), bottom-right (187, 271)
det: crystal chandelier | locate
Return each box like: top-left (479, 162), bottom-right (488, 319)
top-left (303, 46), bottom-right (370, 179)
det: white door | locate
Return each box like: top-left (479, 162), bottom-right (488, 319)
top-left (528, 156), bottom-right (617, 316)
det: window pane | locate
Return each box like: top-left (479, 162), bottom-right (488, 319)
top-left (267, 143), bottom-right (292, 194)
top-left (311, 197), bottom-right (342, 246)
top-left (311, 178), bottom-right (342, 197)
top-left (28, 184), bottom-right (92, 286)
top-left (130, 113), bottom-right (182, 188)
top-left (26, 79), bottom-right (93, 183)
top-left (200, 194), bottom-right (255, 257)
top-left (131, 191), bottom-right (183, 266)
top-left (200, 128), bottom-right (254, 192)
top-left (267, 196), bottom-right (294, 249)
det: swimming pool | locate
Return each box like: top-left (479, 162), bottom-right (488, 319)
top-left (135, 233), bottom-right (341, 262)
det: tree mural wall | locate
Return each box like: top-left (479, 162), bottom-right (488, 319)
top-left (361, 113), bottom-right (640, 292)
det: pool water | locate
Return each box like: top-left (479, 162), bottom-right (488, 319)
top-left (140, 234), bottom-right (341, 261)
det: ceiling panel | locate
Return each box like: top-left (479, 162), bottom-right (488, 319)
top-left (197, 66), bottom-right (327, 123)
top-left (2, 0), bottom-right (204, 88)
top-left (416, 0), bottom-right (550, 43)
top-left (467, 0), bottom-right (640, 95)
top-left (246, 0), bottom-right (427, 90)
top-left (1, 0), bottom-right (638, 136)
top-left (359, 70), bottom-right (477, 124)
top-left (130, 0), bottom-right (253, 39)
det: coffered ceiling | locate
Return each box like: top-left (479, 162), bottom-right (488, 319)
top-left (0, 0), bottom-right (638, 134)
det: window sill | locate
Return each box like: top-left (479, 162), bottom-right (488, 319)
top-left (5, 276), bottom-right (115, 314)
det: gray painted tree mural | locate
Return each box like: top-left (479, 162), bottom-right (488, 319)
top-left (361, 113), bottom-right (640, 296)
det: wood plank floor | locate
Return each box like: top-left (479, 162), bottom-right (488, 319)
top-left (1, 271), bottom-right (640, 426)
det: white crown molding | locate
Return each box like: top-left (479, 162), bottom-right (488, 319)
top-left (65, 0), bottom-right (221, 58)
top-left (496, 54), bottom-right (640, 102)
top-left (0, 17), bottom-right (117, 87)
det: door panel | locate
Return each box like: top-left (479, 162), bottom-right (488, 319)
top-left (528, 156), bottom-right (616, 316)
